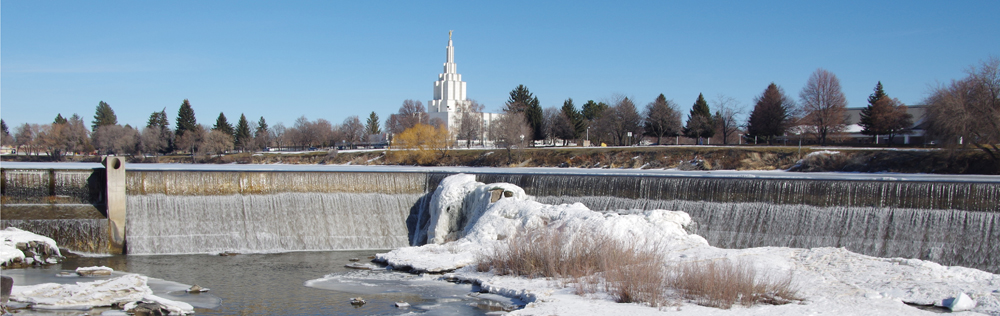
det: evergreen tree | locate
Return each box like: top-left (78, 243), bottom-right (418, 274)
top-left (365, 111), bottom-right (382, 135)
top-left (858, 82), bottom-right (912, 146)
top-left (581, 100), bottom-right (608, 121)
top-left (175, 99), bottom-right (198, 137)
top-left (560, 98), bottom-right (586, 139)
top-left (746, 83), bottom-right (794, 144)
top-left (234, 114), bottom-right (252, 151)
top-left (147, 109), bottom-right (170, 129)
top-left (1, 119), bottom-right (8, 137)
top-left (213, 112), bottom-right (235, 137)
top-left (255, 116), bottom-right (269, 138)
top-left (643, 94), bottom-right (682, 144)
top-left (683, 93), bottom-right (715, 143)
top-left (92, 101), bottom-right (118, 131)
top-left (503, 85), bottom-right (543, 142)
top-left (254, 116), bottom-right (270, 150)
top-left (54, 114), bottom-right (68, 125)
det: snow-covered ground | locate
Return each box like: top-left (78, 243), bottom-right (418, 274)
top-left (376, 174), bottom-right (1000, 315)
top-left (4, 161), bottom-right (999, 183)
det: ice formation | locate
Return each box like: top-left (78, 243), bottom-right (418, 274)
top-left (377, 174), bottom-right (1000, 315)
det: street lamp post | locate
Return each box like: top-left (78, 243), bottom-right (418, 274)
top-left (519, 134), bottom-right (525, 149)
top-left (627, 132), bottom-right (633, 146)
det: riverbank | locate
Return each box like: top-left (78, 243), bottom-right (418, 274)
top-left (4, 146), bottom-right (997, 174)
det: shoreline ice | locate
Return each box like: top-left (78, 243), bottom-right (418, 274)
top-left (377, 174), bottom-right (1000, 315)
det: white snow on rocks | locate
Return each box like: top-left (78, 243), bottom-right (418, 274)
top-left (1, 227), bottom-right (61, 266)
top-left (11, 274), bottom-right (150, 309)
top-left (10, 273), bottom-right (195, 314)
top-left (376, 174), bottom-right (1000, 315)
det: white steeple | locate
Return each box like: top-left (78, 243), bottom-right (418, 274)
top-left (429, 30), bottom-right (467, 114)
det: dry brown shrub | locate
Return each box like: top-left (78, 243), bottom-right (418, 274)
top-left (477, 226), bottom-right (671, 306)
top-left (669, 259), bottom-right (798, 309)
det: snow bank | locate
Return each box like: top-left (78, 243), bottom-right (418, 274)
top-left (380, 174), bottom-right (705, 272)
top-left (10, 273), bottom-right (195, 314)
top-left (10, 274), bottom-right (151, 309)
top-left (376, 173), bottom-right (1000, 315)
top-left (1, 227), bottom-right (62, 266)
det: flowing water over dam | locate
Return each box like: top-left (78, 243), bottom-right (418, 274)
top-left (2, 163), bottom-right (998, 273)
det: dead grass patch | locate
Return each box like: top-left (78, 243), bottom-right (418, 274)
top-left (476, 226), bottom-right (799, 309)
top-left (670, 259), bottom-right (799, 309)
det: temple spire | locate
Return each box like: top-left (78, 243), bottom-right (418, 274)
top-left (445, 31), bottom-right (455, 72)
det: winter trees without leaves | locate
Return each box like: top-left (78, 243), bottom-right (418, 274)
top-left (925, 57), bottom-right (1000, 161)
top-left (386, 100), bottom-right (429, 137)
top-left (490, 112), bottom-right (533, 164)
top-left (455, 100), bottom-right (484, 148)
top-left (746, 83), bottom-right (795, 144)
top-left (800, 69), bottom-right (848, 145)
top-left (593, 96), bottom-right (643, 146)
top-left (859, 82), bottom-right (912, 146)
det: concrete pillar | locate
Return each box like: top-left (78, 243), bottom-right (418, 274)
top-left (103, 156), bottom-right (127, 254)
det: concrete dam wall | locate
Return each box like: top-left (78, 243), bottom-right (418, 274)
top-left (2, 163), bottom-right (997, 273)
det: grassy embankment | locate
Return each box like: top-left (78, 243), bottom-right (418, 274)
top-left (5, 146), bottom-right (997, 174)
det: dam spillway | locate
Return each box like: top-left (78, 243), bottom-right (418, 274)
top-left (1, 163), bottom-right (998, 273)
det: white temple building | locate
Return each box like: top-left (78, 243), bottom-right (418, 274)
top-left (427, 31), bottom-right (502, 143)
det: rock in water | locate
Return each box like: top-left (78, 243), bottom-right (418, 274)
top-left (186, 285), bottom-right (208, 293)
top-left (943, 292), bottom-right (976, 312)
top-left (2, 275), bottom-right (13, 305)
top-left (395, 301), bottom-right (410, 308)
top-left (350, 297), bottom-right (366, 306)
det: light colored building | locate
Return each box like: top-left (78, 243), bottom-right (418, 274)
top-left (426, 31), bottom-right (501, 144)
top-left (843, 105), bottom-right (927, 145)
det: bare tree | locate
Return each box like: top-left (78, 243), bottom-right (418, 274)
top-left (386, 99), bottom-right (428, 136)
top-left (491, 112), bottom-right (532, 164)
top-left (712, 95), bottom-right (744, 145)
top-left (594, 95), bottom-right (643, 146)
top-left (141, 126), bottom-right (171, 156)
top-left (455, 100), bottom-right (484, 148)
top-left (93, 125), bottom-right (140, 156)
top-left (37, 123), bottom-right (69, 160)
top-left (800, 68), bottom-right (849, 145)
top-left (542, 106), bottom-right (561, 145)
top-left (643, 94), bottom-right (682, 145)
top-left (340, 116), bottom-right (365, 147)
top-left (199, 130), bottom-right (234, 156)
top-left (269, 123), bottom-right (287, 150)
top-left (925, 57), bottom-right (1000, 161)
top-left (15, 123), bottom-right (36, 155)
top-left (175, 124), bottom-right (205, 155)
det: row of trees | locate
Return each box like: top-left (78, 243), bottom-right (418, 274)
top-left (0, 98), bottom-right (390, 159)
top-left (3, 59), bottom-right (995, 162)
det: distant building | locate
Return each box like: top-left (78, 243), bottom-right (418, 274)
top-left (842, 105), bottom-right (927, 145)
top-left (426, 31), bottom-right (502, 143)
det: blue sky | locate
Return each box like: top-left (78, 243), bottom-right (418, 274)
top-left (2, 1), bottom-right (998, 129)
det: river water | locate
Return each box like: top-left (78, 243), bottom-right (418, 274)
top-left (6, 250), bottom-right (516, 315)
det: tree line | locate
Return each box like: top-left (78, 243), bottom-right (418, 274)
top-left (2, 58), bottom-right (997, 164)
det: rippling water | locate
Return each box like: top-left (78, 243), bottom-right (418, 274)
top-left (8, 250), bottom-right (504, 315)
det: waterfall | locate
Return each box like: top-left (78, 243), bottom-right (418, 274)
top-left (126, 192), bottom-right (421, 255)
top-left (0, 219), bottom-right (109, 253)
